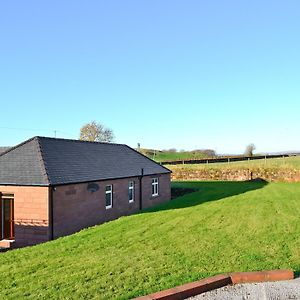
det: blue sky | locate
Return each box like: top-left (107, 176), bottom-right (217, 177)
top-left (0, 1), bottom-right (299, 154)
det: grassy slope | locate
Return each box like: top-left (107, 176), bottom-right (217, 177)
top-left (140, 149), bottom-right (209, 162)
top-left (167, 156), bottom-right (300, 171)
top-left (153, 152), bottom-right (208, 162)
top-left (1, 181), bottom-right (300, 299)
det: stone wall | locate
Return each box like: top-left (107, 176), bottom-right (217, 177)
top-left (171, 168), bottom-right (300, 182)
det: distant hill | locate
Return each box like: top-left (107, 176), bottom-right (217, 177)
top-left (137, 145), bottom-right (300, 164)
top-left (138, 148), bottom-right (216, 162)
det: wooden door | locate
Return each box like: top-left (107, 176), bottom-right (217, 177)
top-left (0, 194), bottom-right (14, 240)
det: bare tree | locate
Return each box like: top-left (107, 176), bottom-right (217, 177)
top-left (244, 143), bottom-right (256, 157)
top-left (79, 121), bottom-right (114, 143)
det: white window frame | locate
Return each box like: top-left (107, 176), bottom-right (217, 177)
top-left (105, 185), bottom-right (113, 209)
top-left (151, 178), bottom-right (159, 197)
top-left (128, 181), bottom-right (134, 203)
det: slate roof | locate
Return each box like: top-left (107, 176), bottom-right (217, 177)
top-left (0, 137), bottom-right (170, 186)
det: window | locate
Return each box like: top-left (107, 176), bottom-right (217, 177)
top-left (128, 181), bottom-right (134, 203)
top-left (105, 185), bottom-right (113, 209)
top-left (151, 178), bottom-right (159, 196)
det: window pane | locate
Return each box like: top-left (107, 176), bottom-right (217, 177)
top-left (106, 192), bottom-right (111, 207)
top-left (129, 181), bottom-right (134, 201)
top-left (151, 178), bottom-right (159, 196)
top-left (129, 189), bottom-right (133, 201)
top-left (105, 185), bottom-right (112, 207)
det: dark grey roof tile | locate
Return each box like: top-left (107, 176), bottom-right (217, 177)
top-left (0, 138), bottom-right (49, 185)
top-left (0, 137), bottom-right (170, 186)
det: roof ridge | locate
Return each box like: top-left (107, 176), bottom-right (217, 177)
top-left (35, 137), bottom-right (51, 185)
top-left (0, 136), bottom-right (36, 158)
top-left (35, 136), bottom-right (127, 147)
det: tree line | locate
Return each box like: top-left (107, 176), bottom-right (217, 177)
top-left (79, 120), bottom-right (256, 157)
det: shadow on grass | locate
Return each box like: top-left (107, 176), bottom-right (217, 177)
top-left (143, 180), bottom-right (268, 213)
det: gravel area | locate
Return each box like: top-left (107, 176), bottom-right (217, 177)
top-left (187, 278), bottom-right (300, 300)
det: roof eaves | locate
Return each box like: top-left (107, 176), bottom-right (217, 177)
top-left (50, 172), bottom-right (171, 187)
top-left (0, 182), bottom-right (50, 187)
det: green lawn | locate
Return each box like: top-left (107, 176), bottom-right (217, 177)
top-left (167, 156), bottom-right (300, 171)
top-left (152, 151), bottom-right (208, 162)
top-left (142, 150), bottom-right (209, 162)
top-left (139, 148), bottom-right (212, 162)
top-left (1, 181), bottom-right (300, 299)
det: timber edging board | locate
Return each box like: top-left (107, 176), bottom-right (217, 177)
top-left (134, 269), bottom-right (294, 300)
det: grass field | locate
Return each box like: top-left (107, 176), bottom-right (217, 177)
top-left (140, 149), bottom-right (211, 162)
top-left (167, 156), bottom-right (300, 171)
top-left (152, 152), bottom-right (208, 162)
top-left (1, 181), bottom-right (300, 299)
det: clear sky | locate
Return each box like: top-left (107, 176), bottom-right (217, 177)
top-left (0, 1), bottom-right (299, 154)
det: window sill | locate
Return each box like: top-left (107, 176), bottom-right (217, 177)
top-left (105, 205), bottom-right (112, 209)
top-left (151, 194), bottom-right (159, 198)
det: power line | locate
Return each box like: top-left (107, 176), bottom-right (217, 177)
top-left (0, 126), bottom-right (77, 138)
top-left (0, 126), bottom-right (53, 132)
top-left (56, 130), bottom-right (77, 138)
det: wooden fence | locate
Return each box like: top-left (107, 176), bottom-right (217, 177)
top-left (160, 154), bottom-right (299, 166)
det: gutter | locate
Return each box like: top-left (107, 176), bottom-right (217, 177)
top-left (139, 168), bottom-right (144, 210)
top-left (48, 187), bottom-right (54, 240)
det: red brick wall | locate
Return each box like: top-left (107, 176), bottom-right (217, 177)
top-left (0, 185), bottom-right (49, 247)
top-left (0, 173), bottom-right (171, 246)
top-left (141, 173), bottom-right (171, 209)
top-left (52, 173), bottom-right (171, 238)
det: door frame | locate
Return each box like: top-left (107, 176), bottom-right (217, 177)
top-left (0, 193), bottom-right (15, 240)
